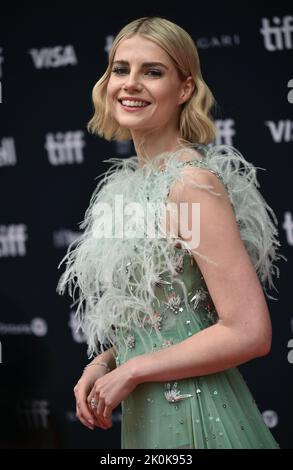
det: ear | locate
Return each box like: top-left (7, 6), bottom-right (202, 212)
top-left (178, 76), bottom-right (195, 105)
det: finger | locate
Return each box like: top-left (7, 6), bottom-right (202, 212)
top-left (91, 396), bottom-right (112, 429)
top-left (75, 390), bottom-right (96, 427)
top-left (86, 394), bottom-right (108, 429)
top-left (76, 404), bottom-right (94, 430)
top-left (95, 396), bottom-right (104, 418)
top-left (78, 398), bottom-right (96, 426)
top-left (103, 406), bottom-right (113, 428)
top-left (94, 398), bottom-right (111, 428)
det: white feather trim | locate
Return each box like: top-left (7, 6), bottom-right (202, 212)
top-left (56, 143), bottom-right (286, 357)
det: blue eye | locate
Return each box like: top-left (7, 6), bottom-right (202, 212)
top-left (147, 69), bottom-right (162, 77)
top-left (112, 67), bottom-right (128, 75)
top-left (111, 67), bottom-right (162, 77)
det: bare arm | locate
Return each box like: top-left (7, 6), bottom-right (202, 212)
top-left (128, 168), bottom-right (272, 385)
top-left (85, 346), bottom-right (117, 372)
top-left (74, 346), bottom-right (117, 431)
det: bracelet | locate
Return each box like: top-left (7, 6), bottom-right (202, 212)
top-left (83, 361), bottom-right (110, 373)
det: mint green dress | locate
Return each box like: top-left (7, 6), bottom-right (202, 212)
top-left (57, 143), bottom-right (284, 449)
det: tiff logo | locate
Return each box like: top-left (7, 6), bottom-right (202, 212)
top-left (28, 45), bottom-right (78, 69)
top-left (215, 119), bottom-right (236, 146)
top-left (260, 16), bottom-right (293, 51)
top-left (0, 137), bottom-right (17, 166)
top-left (18, 400), bottom-right (50, 429)
top-left (45, 131), bottom-right (86, 165)
top-left (265, 120), bottom-right (293, 142)
top-left (283, 211), bottom-right (293, 246)
top-left (0, 224), bottom-right (28, 257)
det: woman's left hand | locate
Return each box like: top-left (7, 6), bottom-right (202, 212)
top-left (87, 360), bottom-right (137, 427)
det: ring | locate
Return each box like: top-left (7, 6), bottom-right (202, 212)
top-left (89, 398), bottom-right (97, 410)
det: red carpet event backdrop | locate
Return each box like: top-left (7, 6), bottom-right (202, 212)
top-left (0, 6), bottom-right (292, 449)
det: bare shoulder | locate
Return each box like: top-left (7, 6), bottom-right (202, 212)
top-left (177, 147), bottom-right (203, 164)
top-left (169, 157), bottom-right (231, 209)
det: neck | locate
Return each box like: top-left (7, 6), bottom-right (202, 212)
top-left (131, 127), bottom-right (184, 168)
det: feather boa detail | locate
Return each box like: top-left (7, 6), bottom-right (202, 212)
top-left (57, 143), bottom-right (286, 357)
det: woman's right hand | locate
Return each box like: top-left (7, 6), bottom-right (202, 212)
top-left (74, 365), bottom-right (112, 430)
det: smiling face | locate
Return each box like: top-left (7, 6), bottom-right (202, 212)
top-left (106, 34), bottom-right (192, 136)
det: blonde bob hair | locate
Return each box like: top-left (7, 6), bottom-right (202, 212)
top-left (87, 16), bottom-right (217, 145)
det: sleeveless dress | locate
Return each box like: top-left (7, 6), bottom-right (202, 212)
top-left (57, 143), bottom-right (285, 449)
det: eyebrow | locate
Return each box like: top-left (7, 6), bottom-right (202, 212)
top-left (112, 60), bottom-right (169, 70)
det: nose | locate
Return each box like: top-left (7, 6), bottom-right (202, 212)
top-left (122, 71), bottom-right (142, 91)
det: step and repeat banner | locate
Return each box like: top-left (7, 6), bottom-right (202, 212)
top-left (0, 6), bottom-right (292, 449)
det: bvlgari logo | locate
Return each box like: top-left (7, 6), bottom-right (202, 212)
top-left (196, 34), bottom-right (240, 49)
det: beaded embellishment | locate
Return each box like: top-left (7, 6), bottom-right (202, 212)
top-left (164, 382), bottom-right (194, 403)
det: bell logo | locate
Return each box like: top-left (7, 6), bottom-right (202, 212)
top-left (30, 318), bottom-right (48, 337)
top-left (262, 410), bottom-right (278, 428)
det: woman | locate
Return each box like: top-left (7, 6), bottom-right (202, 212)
top-left (57, 16), bottom-right (285, 449)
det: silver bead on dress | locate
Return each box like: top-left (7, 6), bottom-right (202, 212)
top-left (190, 287), bottom-right (208, 310)
top-left (164, 293), bottom-right (183, 314)
top-left (125, 334), bottom-right (135, 349)
top-left (164, 382), bottom-right (194, 403)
